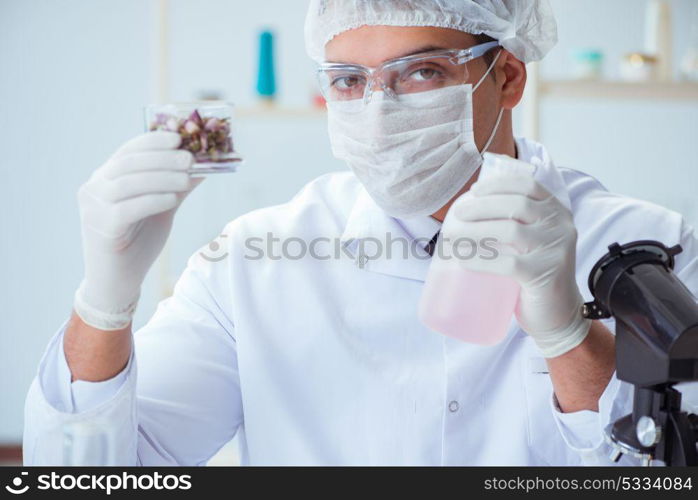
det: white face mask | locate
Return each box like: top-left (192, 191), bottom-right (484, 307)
top-left (326, 58), bottom-right (503, 219)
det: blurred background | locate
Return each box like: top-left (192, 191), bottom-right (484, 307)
top-left (1, 0), bottom-right (697, 465)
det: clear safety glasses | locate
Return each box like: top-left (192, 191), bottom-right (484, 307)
top-left (317, 41), bottom-right (500, 111)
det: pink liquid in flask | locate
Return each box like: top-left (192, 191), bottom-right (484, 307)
top-left (418, 258), bottom-right (520, 345)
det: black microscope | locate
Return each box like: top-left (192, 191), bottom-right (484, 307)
top-left (582, 240), bottom-right (698, 466)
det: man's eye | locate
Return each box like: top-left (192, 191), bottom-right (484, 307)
top-left (407, 68), bottom-right (441, 81)
top-left (332, 76), bottom-right (362, 90)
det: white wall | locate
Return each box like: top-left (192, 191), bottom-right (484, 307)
top-left (535, 0), bottom-right (698, 222)
top-left (1, 0), bottom-right (696, 444)
top-left (0, 0), bottom-right (155, 443)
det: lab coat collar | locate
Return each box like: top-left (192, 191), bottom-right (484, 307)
top-left (339, 137), bottom-right (571, 281)
top-left (340, 188), bottom-right (440, 282)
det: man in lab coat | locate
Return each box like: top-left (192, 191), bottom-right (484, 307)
top-left (24, 0), bottom-right (698, 465)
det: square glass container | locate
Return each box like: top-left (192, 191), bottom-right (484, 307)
top-left (144, 102), bottom-right (242, 173)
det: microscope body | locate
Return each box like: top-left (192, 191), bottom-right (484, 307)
top-left (584, 241), bottom-right (698, 465)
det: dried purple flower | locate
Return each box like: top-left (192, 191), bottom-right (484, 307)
top-left (149, 109), bottom-right (235, 164)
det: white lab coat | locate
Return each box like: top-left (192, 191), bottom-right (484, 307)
top-left (23, 137), bottom-right (698, 466)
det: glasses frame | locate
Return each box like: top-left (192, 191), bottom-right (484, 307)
top-left (317, 41), bottom-right (500, 105)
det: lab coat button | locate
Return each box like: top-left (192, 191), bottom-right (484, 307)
top-left (448, 400), bottom-right (459, 413)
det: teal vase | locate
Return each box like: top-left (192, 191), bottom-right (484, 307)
top-left (256, 30), bottom-right (276, 100)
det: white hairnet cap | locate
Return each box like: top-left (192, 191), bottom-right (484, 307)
top-left (304, 0), bottom-right (557, 63)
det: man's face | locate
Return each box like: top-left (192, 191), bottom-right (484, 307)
top-left (325, 25), bottom-right (505, 153)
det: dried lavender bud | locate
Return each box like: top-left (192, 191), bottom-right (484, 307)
top-left (204, 117), bottom-right (220, 131)
top-left (189, 139), bottom-right (202, 153)
top-left (184, 120), bottom-right (200, 134)
top-left (188, 110), bottom-right (204, 127)
top-left (166, 118), bottom-right (179, 132)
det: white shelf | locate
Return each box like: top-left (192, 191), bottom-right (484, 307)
top-left (237, 106), bottom-right (326, 119)
top-left (539, 80), bottom-right (698, 101)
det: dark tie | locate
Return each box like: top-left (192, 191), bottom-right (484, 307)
top-left (424, 231), bottom-right (440, 257)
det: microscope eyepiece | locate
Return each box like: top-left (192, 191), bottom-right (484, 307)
top-left (583, 240), bottom-right (683, 320)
